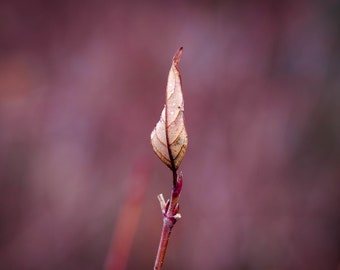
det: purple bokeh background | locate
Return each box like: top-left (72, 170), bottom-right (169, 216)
top-left (0, 0), bottom-right (340, 269)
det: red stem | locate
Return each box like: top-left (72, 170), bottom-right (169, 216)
top-left (154, 218), bottom-right (173, 270)
top-left (154, 172), bottom-right (183, 270)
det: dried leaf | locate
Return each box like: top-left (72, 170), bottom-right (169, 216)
top-left (151, 47), bottom-right (188, 171)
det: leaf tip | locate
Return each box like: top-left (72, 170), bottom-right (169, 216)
top-left (173, 47), bottom-right (183, 67)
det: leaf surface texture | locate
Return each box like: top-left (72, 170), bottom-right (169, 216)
top-left (151, 48), bottom-right (188, 171)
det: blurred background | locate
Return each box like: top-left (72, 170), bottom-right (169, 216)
top-left (0, 0), bottom-right (340, 269)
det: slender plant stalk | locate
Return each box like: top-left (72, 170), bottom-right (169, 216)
top-left (151, 47), bottom-right (187, 270)
top-left (154, 219), bottom-right (172, 270)
top-left (154, 172), bottom-right (183, 270)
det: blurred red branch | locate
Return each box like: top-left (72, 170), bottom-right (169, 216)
top-left (105, 162), bottom-right (150, 270)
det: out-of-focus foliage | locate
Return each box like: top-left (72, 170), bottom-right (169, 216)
top-left (0, 0), bottom-right (339, 269)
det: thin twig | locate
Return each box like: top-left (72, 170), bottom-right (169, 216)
top-left (154, 172), bottom-right (183, 270)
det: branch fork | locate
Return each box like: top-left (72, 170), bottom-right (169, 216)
top-left (154, 172), bottom-right (183, 270)
top-left (157, 172), bottom-right (183, 223)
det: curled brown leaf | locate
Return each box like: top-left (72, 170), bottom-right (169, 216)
top-left (151, 47), bottom-right (188, 171)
